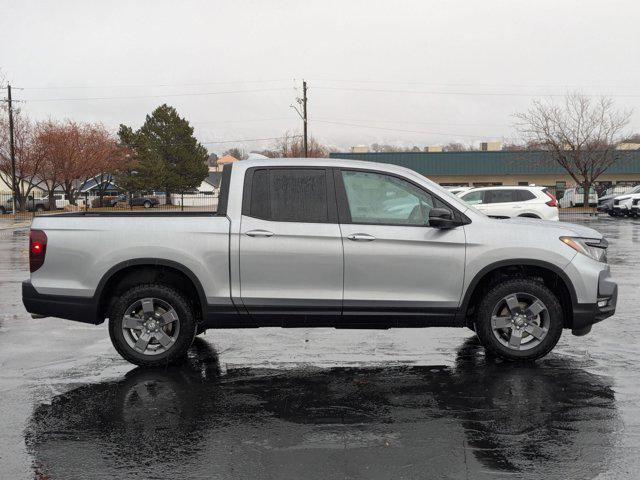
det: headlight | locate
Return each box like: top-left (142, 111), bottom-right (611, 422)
top-left (560, 236), bottom-right (608, 263)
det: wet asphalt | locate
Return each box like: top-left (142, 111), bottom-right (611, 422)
top-left (0, 217), bottom-right (639, 479)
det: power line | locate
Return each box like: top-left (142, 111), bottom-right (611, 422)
top-left (314, 119), bottom-right (500, 139)
top-left (15, 79), bottom-right (292, 90)
top-left (312, 78), bottom-right (640, 91)
top-left (17, 87), bottom-right (292, 102)
top-left (192, 116), bottom-right (295, 125)
top-left (314, 116), bottom-right (510, 128)
top-left (313, 86), bottom-right (640, 98)
top-left (201, 135), bottom-right (302, 145)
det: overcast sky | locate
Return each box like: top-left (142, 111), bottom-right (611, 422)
top-left (2, 0), bottom-right (640, 154)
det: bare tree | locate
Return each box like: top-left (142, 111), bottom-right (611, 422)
top-left (276, 132), bottom-right (327, 158)
top-left (0, 107), bottom-right (43, 211)
top-left (515, 93), bottom-right (631, 206)
top-left (442, 142), bottom-right (466, 152)
top-left (222, 147), bottom-right (247, 160)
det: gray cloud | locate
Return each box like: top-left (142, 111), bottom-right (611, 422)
top-left (1, 0), bottom-right (639, 153)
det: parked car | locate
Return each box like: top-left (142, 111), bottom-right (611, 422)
top-left (445, 186), bottom-right (472, 195)
top-left (2, 196), bottom-right (49, 212)
top-left (129, 195), bottom-right (160, 208)
top-left (23, 158), bottom-right (616, 366)
top-left (91, 195), bottom-right (121, 208)
top-left (598, 185), bottom-right (640, 216)
top-left (558, 186), bottom-right (598, 208)
top-left (457, 186), bottom-right (559, 220)
top-left (613, 193), bottom-right (640, 217)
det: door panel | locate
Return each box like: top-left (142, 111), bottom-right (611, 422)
top-left (340, 223), bottom-right (466, 309)
top-left (336, 169), bottom-right (466, 318)
top-left (238, 167), bottom-right (343, 317)
top-left (239, 215), bottom-right (343, 313)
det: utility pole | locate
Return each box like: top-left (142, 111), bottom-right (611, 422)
top-left (291, 80), bottom-right (309, 158)
top-left (302, 80), bottom-right (308, 158)
top-left (7, 85), bottom-right (17, 215)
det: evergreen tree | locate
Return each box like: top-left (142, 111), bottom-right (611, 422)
top-left (118, 105), bottom-right (208, 203)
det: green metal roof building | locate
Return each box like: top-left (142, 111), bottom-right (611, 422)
top-left (329, 150), bottom-right (640, 188)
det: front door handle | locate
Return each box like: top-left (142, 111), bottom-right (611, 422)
top-left (347, 233), bottom-right (376, 241)
top-left (245, 229), bottom-right (274, 238)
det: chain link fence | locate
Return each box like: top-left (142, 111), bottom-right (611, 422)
top-left (0, 192), bottom-right (219, 220)
top-left (1, 185), bottom-right (637, 222)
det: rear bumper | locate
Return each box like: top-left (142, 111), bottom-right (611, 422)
top-left (571, 270), bottom-right (617, 335)
top-left (22, 281), bottom-right (100, 324)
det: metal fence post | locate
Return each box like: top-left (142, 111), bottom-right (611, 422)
top-left (181, 192), bottom-right (184, 212)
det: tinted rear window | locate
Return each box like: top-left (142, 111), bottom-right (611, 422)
top-left (248, 168), bottom-right (329, 223)
top-left (517, 190), bottom-right (537, 201)
top-left (485, 189), bottom-right (518, 203)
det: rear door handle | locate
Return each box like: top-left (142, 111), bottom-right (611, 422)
top-left (347, 233), bottom-right (376, 241)
top-left (245, 229), bottom-right (274, 238)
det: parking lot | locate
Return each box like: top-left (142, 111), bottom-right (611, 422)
top-left (0, 216), bottom-right (639, 479)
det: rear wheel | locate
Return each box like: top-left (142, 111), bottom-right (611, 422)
top-left (143, 200), bottom-right (152, 208)
top-left (0, 206), bottom-right (5, 214)
top-left (475, 278), bottom-right (563, 361)
top-left (108, 284), bottom-right (197, 367)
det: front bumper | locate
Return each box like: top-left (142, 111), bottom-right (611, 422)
top-left (571, 270), bottom-right (617, 335)
top-left (597, 200), bottom-right (614, 212)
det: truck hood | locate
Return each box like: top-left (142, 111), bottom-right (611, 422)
top-left (496, 217), bottom-right (603, 239)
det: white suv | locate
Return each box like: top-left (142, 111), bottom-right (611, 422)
top-left (613, 193), bottom-right (640, 217)
top-left (458, 186), bottom-right (559, 221)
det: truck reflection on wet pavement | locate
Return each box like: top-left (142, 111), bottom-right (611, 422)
top-left (1, 217), bottom-right (639, 479)
top-left (26, 338), bottom-right (618, 480)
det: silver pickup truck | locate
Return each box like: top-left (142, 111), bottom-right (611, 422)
top-left (23, 158), bottom-right (617, 366)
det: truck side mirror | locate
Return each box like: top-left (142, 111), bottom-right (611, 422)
top-left (429, 208), bottom-right (459, 229)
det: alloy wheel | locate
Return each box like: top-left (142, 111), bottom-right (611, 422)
top-left (121, 297), bottom-right (180, 355)
top-left (490, 292), bottom-right (550, 351)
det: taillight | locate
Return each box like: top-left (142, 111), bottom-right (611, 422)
top-left (29, 230), bottom-right (47, 272)
top-left (544, 190), bottom-right (558, 207)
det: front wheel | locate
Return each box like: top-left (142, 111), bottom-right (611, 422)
top-left (143, 200), bottom-right (152, 208)
top-left (108, 284), bottom-right (197, 367)
top-left (475, 278), bottom-right (563, 361)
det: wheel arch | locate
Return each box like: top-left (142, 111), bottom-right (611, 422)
top-left (95, 259), bottom-right (208, 324)
top-left (459, 259), bottom-right (577, 329)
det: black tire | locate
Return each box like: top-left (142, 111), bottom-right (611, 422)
top-left (475, 278), bottom-right (563, 361)
top-left (0, 206), bottom-right (5, 215)
top-left (108, 284), bottom-right (197, 367)
top-left (35, 205), bottom-right (45, 212)
top-left (143, 201), bottom-right (151, 208)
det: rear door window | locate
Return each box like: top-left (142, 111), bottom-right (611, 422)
top-left (247, 168), bottom-right (331, 223)
top-left (485, 189), bottom-right (518, 204)
top-left (517, 190), bottom-right (536, 201)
